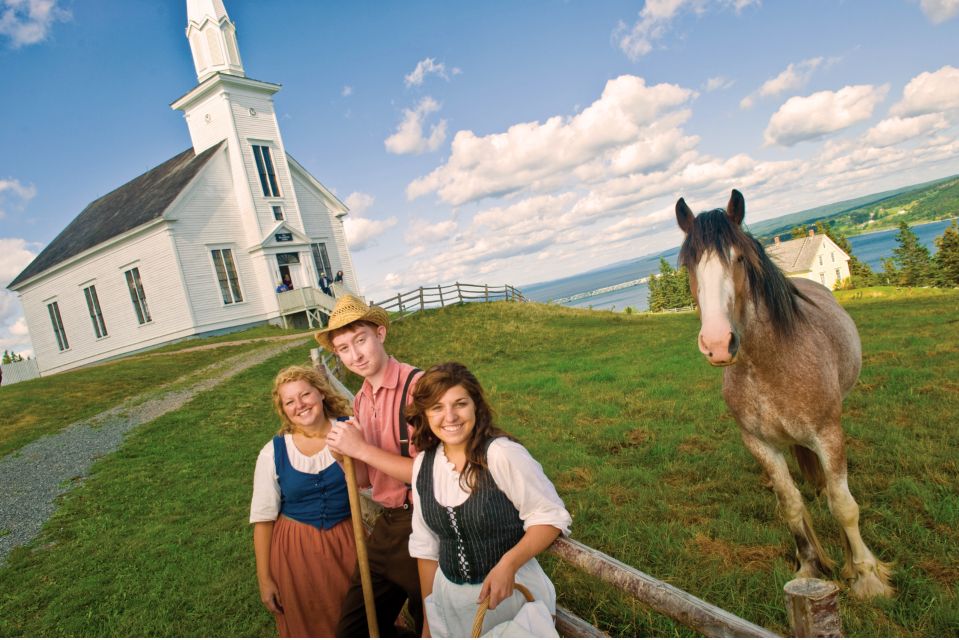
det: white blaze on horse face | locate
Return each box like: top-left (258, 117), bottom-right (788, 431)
top-left (696, 250), bottom-right (737, 365)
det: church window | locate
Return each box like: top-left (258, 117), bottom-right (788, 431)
top-left (272, 205), bottom-right (284, 221)
top-left (124, 267), bottom-right (152, 324)
top-left (820, 272), bottom-right (825, 285)
top-left (252, 145), bottom-right (280, 197)
top-left (836, 268), bottom-right (841, 281)
top-left (84, 285), bottom-right (108, 338)
top-left (212, 248), bottom-right (244, 304)
top-left (819, 255), bottom-right (823, 266)
top-left (311, 243), bottom-right (332, 281)
top-left (47, 301), bottom-right (69, 351)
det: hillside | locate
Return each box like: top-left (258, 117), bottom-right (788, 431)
top-left (750, 174), bottom-right (959, 242)
top-left (1, 291), bottom-right (958, 636)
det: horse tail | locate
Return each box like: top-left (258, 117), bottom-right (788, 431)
top-left (793, 445), bottom-right (826, 495)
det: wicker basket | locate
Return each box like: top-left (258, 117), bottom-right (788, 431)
top-left (470, 582), bottom-right (535, 637)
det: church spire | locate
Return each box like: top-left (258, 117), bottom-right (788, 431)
top-left (186, 0), bottom-right (244, 82)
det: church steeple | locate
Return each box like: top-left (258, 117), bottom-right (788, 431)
top-left (186, 0), bottom-right (244, 82)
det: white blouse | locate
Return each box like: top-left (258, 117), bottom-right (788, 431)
top-left (249, 434), bottom-right (338, 524)
top-left (409, 438), bottom-right (572, 561)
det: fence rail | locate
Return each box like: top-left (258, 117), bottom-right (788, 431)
top-left (308, 350), bottom-right (812, 638)
top-left (373, 282), bottom-right (528, 319)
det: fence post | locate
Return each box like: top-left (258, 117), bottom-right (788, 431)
top-left (456, 281), bottom-right (462, 303)
top-left (783, 578), bottom-right (841, 638)
top-left (485, 283), bottom-right (489, 302)
top-left (438, 284), bottom-right (444, 307)
top-left (397, 292), bottom-right (403, 313)
top-left (419, 287), bottom-right (425, 310)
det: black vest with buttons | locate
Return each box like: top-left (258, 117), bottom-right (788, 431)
top-left (417, 438), bottom-right (525, 585)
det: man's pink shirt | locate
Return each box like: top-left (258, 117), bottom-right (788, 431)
top-left (353, 356), bottom-right (421, 508)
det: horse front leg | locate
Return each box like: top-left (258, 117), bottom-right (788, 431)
top-left (740, 431), bottom-right (834, 579)
top-left (815, 440), bottom-right (895, 599)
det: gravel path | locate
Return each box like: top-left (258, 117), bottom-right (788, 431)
top-left (0, 339), bottom-right (307, 564)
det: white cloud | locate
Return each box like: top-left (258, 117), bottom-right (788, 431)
top-left (740, 57), bottom-right (825, 109)
top-left (764, 84), bottom-right (889, 146)
top-left (0, 0), bottom-right (71, 48)
top-left (384, 96), bottom-right (448, 155)
top-left (404, 58), bottom-right (451, 87)
top-left (0, 177), bottom-right (37, 219)
top-left (890, 65), bottom-right (959, 117)
top-left (345, 191), bottom-right (375, 216)
top-left (403, 218), bottom-right (458, 246)
top-left (407, 75), bottom-right (696, 205)
top-left (703, 76), bottom-right (734, 92)
top-left (916, 0), bottom-right (959, 23)
top-left (0, 237), bottom-right (38, 358)
top-left (863, 113), bottom-right (950, 147)
top-left (341, 85), bottom-right (353, 97)
top-left (613, 0), bottom-right (759, 61)
top-left (342, 192), bottom-right (398, 251)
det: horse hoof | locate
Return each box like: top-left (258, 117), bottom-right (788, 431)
top-left (850, 566), bottom-right (895, 599)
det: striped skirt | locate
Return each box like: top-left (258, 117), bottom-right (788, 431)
top-left (270, 514), bottom-right (356, 637)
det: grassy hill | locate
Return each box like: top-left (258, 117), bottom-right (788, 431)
top-left (749, 174), bottom-right (959, 242)
top-left (1, 290), bottom-right (957, 636)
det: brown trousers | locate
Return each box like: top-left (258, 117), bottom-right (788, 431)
top-left (335, 507), bottom-right (424, 637)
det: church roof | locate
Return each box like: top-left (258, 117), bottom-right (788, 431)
top-left (8, 141), bottom-right (224, 290)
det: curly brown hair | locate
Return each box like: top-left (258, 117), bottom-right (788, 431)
top-left (271, 365), bottom-right (353, 434)
top-left (408, 362), bottom-right (515, 491)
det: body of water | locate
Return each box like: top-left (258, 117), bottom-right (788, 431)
top-left (523, 218), bottom-right (955, 312)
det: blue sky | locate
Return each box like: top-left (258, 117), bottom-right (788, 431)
top-left (2, 0), bottom-right (958, 357)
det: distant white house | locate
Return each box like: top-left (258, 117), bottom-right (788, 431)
top-left (8, 0), bottom-right (358, 376)
top-left (765, 229), bottom-right (851, 290)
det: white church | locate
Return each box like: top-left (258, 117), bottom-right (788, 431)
top-left (8, 0), bottom-right (358, 376)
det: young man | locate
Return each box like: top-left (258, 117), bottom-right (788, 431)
top-left (318, 294), bottom-right (423, 637)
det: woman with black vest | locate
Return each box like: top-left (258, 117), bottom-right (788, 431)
top-left (408, 362), bottom-right (571, 637)
top-left (249, 365), bottom-right (357, 637)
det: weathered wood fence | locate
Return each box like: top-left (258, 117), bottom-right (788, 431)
top-left (372, 282), bottom-right (528, 319)
top-left (311, 351), bottom-right (839, 638)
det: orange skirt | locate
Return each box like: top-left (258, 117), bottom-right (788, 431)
top-left (270, 515), bottom-right (357, 637)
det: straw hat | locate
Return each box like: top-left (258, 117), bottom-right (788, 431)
top-left (315, 294), bottom-right (390, 351)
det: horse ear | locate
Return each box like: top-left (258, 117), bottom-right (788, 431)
top-left (676, 198), bottom-right (694, 234)
top-left (727, 189), bottom-right (745, 226)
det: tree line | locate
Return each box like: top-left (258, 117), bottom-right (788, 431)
top-left (648, 219), bottom-right (959, 312)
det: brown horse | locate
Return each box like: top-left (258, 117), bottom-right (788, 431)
top-left (674, 189), bottom-right (893, 599)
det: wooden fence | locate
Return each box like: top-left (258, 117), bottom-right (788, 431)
top-left (372, 282), bottom-right (528, 319)
top-left (312, 350), bottom-right (844, 637)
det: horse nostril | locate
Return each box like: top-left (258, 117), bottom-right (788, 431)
top-left (728, 332), bottom-right (740, 356)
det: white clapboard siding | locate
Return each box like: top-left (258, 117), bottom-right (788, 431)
top-left (291, 168), bottom-right (360, 294)
top-left (168, 147), bottom-right (274, 329)
top-left (0, 358), bottom-right (40, 386)
top-left (18, 225), bottom-right (195, 375)
top-left (230, 98), bottom-right (302, 237)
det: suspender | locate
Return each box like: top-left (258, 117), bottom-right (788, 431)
top-left (398, 367), bottom-right (421, 459)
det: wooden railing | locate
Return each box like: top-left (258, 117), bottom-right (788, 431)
top-left (372, 282), bottom-right (528, 319)
top-left (307, 350), bottom-right (842, 638)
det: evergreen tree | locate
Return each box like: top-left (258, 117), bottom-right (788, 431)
top-left (892, 221), bottom-right (935, 286)
top-left (1, 350), bottom-right (9, 365)
top-left (934, 219), bottom-right (959, 286)
top-left (647, 258), bottom-right (695, 312)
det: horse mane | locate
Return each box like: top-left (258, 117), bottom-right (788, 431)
top-left (678, 209), bottom-right (813, 336)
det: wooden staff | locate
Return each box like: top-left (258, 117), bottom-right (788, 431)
top-left (342, 454), bottom-right (379, 637)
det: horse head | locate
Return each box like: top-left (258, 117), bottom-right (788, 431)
top-left (675, 189), bottom-right (753, 366)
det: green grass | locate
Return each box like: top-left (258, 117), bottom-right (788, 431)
top-left (1, 289), bottom-right (956, 636)
top-left (0, 341), bottom-right (269, 457)
top-left (138, 323), bottom-right (308, 355)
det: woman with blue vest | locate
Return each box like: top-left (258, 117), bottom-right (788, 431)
top-left (408, 362), bottom-right (572, 637)
top-left (250, 365), bottom-right (357, 637)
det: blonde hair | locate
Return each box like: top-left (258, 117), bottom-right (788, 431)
top-left (271, 365), bottom-right (352, 434)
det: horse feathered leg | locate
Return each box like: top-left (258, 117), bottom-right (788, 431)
top-left (816, 441), bottom-right (895, 599)
top-left (741, 431), bottom-right (834, 578)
